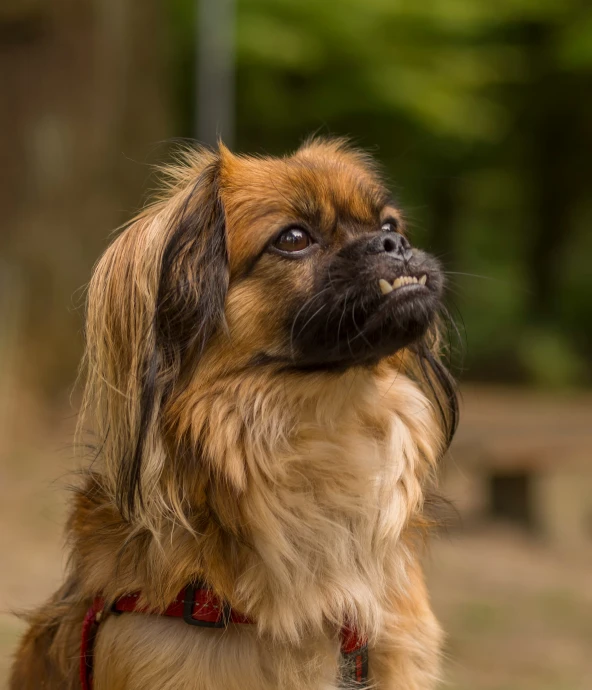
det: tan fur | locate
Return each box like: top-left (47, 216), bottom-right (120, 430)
top-left (10, 139), bottom-right (453, 690)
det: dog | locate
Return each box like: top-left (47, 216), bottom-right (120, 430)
top-left (10, 138), bottom-right (457, 690)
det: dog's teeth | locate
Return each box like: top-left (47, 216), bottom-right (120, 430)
top-left (379, 279), bottom-right (393, 295)
top-left (410, 276), bottom-right (418, 283)
top-left (419, 275), bottom-right (427, 285)
top-left (392, 277), bottom-right (404, 289)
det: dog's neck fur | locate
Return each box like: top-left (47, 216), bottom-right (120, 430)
top-left (72, 362), bottom-right (441, 644)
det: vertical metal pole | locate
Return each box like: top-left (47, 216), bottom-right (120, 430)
top-left (196, 0), bottom-right (235, 147)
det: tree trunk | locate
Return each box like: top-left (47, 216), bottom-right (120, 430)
top-left (0, 0), bottom-right (172, 395)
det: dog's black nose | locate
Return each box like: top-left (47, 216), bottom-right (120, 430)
top-left (366, 232), bottom-right (413, 261)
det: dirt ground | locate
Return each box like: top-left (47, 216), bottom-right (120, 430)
top-left (1, 393), bottom-right (591, 690)
top-left (427, 528), bottom-right (592, 690)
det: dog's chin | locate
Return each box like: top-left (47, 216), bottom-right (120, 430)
top-left (287, 282), bottom-right (441, 371)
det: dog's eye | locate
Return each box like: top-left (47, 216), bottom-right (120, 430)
top-left (273, 228), bottom-right (313, 253)
top-left (381, 219), bottom-right (398, 233)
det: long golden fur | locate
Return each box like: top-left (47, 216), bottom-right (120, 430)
top-left (10, 138), bottom-right (457, 689)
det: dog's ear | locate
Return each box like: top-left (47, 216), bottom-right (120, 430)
top-left (155, 158), bottom-right (228, 374)
top-left (82, 150), bottom-right (228, 522)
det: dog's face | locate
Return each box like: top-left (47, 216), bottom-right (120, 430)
top-left (220, 141), bottom-right (443, 369)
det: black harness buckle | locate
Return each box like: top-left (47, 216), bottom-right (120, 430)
top-left (182, 584), bottom-right (231, 628)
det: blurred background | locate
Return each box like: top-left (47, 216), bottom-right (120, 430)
top-left (1, 1), bottom-right (591, 688)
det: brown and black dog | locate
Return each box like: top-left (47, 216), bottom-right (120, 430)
top-left (11, 138), bottom-right (457, 690)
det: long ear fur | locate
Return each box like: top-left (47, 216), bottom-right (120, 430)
top-left (416, 326), bottom-right (458, 449)
top-left (79, 149), bottom-right (228, 524)
top-left (402, 319), bottom-right (459, 454)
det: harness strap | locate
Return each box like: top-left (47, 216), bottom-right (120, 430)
top-left (79, 597), bottom-right (103, 690)
top-left (80, 585), bottom-right (368, 689)
top-left (340, 625), bottom-right (370, 685)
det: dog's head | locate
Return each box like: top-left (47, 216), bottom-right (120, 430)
top-left (219, 140), bottom-right (443, 370)
top-left (83, 138), bottom-right (455, 520)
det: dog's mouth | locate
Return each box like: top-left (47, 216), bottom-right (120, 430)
top-left (378, 272), bottom-right (429, 296)
top-left (363, 262), bottom-right (441, 330)
top-left (281, 249), bottom-right (444, 370)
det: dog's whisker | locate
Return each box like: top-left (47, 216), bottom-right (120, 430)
top-left (443, 270), bottom-right (494, 280)
top-left (335, 288), bottom-right (352, 359)
top-left (288, 287), bottom-right (333, 361)
top-left (292, 302), bottom-right (328, 347)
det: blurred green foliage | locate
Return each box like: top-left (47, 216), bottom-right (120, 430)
top-left (169, 0), bottom-right (592, 386)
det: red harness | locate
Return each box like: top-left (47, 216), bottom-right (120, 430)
top-left (80, 584), bottom-right (368, 689)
